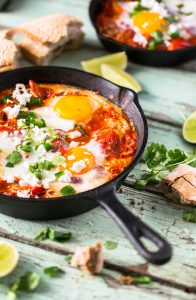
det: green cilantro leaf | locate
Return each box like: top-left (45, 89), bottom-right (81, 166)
top-left (183, 210), bottom-right (196, 223)
top-left (60, 185), bottom-right (76, 196)
top-left (6, 151), bottom-right (22, 166)
top-left (35, 227), bottom-right (72, 243)
top-left (104, 241), bottom-right (118, 250)
top-left (43, 266), bottom-right (64, 277)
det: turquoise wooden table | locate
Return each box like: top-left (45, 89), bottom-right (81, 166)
top-left (0, 1), bottom-right (196, 299)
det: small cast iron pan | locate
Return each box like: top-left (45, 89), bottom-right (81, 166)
top-left (0, 66), bottom-right (172, 264)
top-left (89, 0), bottom-right (196, 66)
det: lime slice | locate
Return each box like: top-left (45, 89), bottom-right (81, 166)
top-left (182, 111), bottom-right (196, 143)
top-left (81, 52), bottom-right (127, 76)
top-left (0, 240), bottom-right (19, 277)
top-left (101, 64), bottom-right (142, 93)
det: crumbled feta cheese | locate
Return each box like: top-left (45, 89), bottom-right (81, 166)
top-left (3, 105), bottom-right (20, 119)
top-left (141, 0), bottom-right (155, 9)
top-left (3, 131), bottom-right (8, 138)
top-left (37, 144), bottom-right (47, 155)
top-left (133, 32), bottom-right (148, 47)
top-left (19, 173), bottom-right (40, 187)
top-left (17, 189), bottom-right (30, 198)
top-left (12, 83), bottom-right (32, 106)
top-left (68, 155), bottom-right (76, 160)
top-left (13, 136), bottom-right (22, 147)
top-left (58, 173), bottom-right (71, 183)
top-left (71, 160), bottom-right (86, 173)
top-left (32, 127), bottom-right (48, 143)
top-left (3, 174), bottom-right (15, 183)
top-left (69, 141), bottom-right (79, 148)
top-left (68, 131), bottom-right (82, 139)
top-left (42, 175), bottom-right (56, 189)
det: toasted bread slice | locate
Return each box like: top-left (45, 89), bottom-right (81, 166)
top-left (0, 37), bottom-right (20, 72)
top-left (16, 13), bottom-right (84, 65)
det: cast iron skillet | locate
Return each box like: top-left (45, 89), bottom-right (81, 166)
top-left (89, 0), bottom-right (196, 66)
top-left (0, 66), bottom-right (172, 264)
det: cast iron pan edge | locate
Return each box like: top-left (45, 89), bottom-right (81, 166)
top-left (89, 0), bottom-right (196, 66)
top-left (0, 66), bottom-right (172, 264)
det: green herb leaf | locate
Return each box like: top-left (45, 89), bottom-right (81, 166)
top-left (43, 142), bottom-right (52, 151)
top-left (8, 272), bottom-right (40, 295)
top-left (17, 111), bottom-right (37, 120)
top-left (43, 266), bottom-right (64, 277)
top-left (104, 240), bottom-right (118, 250)
top-left (132, 276), bottom-right (152, 284)
top-left (151, 30), bottom-right (163, 44)
top-left (148, 40), bottom-right (157, 50)
top-left (6, 151), bottom-right (22, 166)
top-left (60, 185), bottom-right (76, 196)
top-left (74, 124), bottom-right (89, 137)
top-left (43, 160), bottom-right (54, 170)
top-left (34, 118), bottom-right (46, 128)
top-left (1, 95), bottom-right (12, 104)
top-left (21, 145), bottom-right (32, 153)
top-left (55, 171), bottom-right (64, 179)
top-left (134, 143), bottom-right (196, 190)
top-left (169, 31), bottom-right (180, 39)
top-left (29, 97), bottom-right (42, 106)
top-left (65, 254), bottom-right (73, 264)
top-left (130, 3), bottom-right (148, 17)
top-left (35, 227), bottom-right (72, 243)
top-left (183, 210), bottom-right (196, 223)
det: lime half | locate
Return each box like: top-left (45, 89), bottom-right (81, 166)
top-left (81, 52), bottom-right (127, 76)
top-left (0, 240), bottom-right (19, 277)
top-left (183, 111), bottom-right (196, 143)
top-left (101, 64), bottom-right (142, 93)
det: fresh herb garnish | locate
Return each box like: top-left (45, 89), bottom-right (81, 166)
top-left (43, 160), bottom-right (54, 170)
top-left (60, 185), bottom-right (76, 196)
top-left (183, 209), bottom-right (196, 223)
top-left (176, 3), bottom-right (193, 16)
top-left (148, 30), bottom-right (164, 50)
top-left (132, 276), bottom-right (152, 284)
top-left (104, 241), bottom-right (118, 250)
top-left (1, 95), bottom-right (12, 104)
top-left (29, 162), bottom-right (42, 180)
top-left (7, 272), bottom-right (40, 299)
top-left (17, 111), bottom-right (46, 128)
top-left (65, 254), bottom-right (73, 264)
top-left (28, 97), bottom-right (42, 106)
top-left (55, 171), bottom-right (64, 179)
top-left (166, 15), bottom-right (180, 24)
top-left (43, 142), bottom-right (52, 151)
top-left (43, 266), bottom-right (64, 277)
top-left (74, 124), bottom-right (89, 137)
top-left (169, 31), bottom-right (180, 39)
top-left (21, 145), bottom-right (32, 153)
top-left (130, 3), bottom-right (148, 17)
top-left (6, 151), bottom-right (22, 167)
top-left (35, 226), bottom-right (72, 242)
top-left (135, 143), bottom-right (196, 190)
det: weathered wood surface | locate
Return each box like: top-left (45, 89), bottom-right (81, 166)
top-left (0, 0), bottom-right (196, 299)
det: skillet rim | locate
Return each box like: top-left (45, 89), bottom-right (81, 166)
top-left (0, 66), bottom-right (148, 203)
top-left (89, 0), bottom-right (196, 55)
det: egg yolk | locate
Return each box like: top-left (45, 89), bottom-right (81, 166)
top-left (133, 11), bottom-right (168, 35)
top-left (54, 95), bottom-right (94, 122)
top-left (65, 147), bottom-right (95, 174)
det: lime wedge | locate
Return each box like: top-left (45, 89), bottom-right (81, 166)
top-left (101, 64), bottom-right (142, 93)
top-left (81, 52), bottom-right (127, 76)
top-left (182, 111), bottom-right (196, 143)
top-left (0, 240), bottom-right (19, 277)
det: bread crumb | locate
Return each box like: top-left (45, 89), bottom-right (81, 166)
top-left (71, 242), bottom-right (103, 275)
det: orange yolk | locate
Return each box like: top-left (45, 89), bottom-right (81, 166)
top-left (133, 11), bottom-right (168, 35)
top-left (54, 95), bottom-right (94, 122)
top-left (65, 147), bottom-right (95, 174)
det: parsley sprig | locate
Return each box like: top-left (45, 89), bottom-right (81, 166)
top-left (135, 143), bottom-right (196, 190)
top-left (35, 226), bottom-right (72, 242)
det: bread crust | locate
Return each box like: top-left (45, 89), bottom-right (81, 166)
top-left (0, 38), bottom-right (20, 72)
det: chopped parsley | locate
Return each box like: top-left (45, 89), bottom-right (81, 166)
top-left (183, 209), bottom-right (196, 223)
top-left (35, 226), bottom-right (72, 242)
top-left (134, 143), bottom-right (196, 190)
top-left (130, 2), bottom-right (148, 17)
top-left (60, 185), bottom-right (76, 196)
top-left (74, 123), bottom-right (89, 137)
top-left (148, 30), bottom-right (164, 50)
top-left (43, 266), bottom-right (64, 277)
top-left (1, 95), bottom-right (12, 104)
top-left (17, 111), bottom-right (46, 128)
top-left (104, 240), bottom-right (118, 250)
top-left (6, 151), bottom-right (22, 167)
top-left (55, 171), bottom-right (64, 179)
top-left (28, 97), bottom-right (42, 106)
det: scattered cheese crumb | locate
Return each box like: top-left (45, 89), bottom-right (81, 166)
top-left (68, 131), bottom-right (82, 139)
top-left (3, 105), bottom-right (20, 119)
top-left (12, 83), bottom-right (32, 106)
top-left (69, 141), bottom-right (79, 148)
top-left (17, 189), bottom-right (30, 198)
top-left (71, 160), bottom-right (86, 173)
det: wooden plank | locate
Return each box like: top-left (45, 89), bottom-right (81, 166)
top-left (0, 238), bottom-right (195, 300)
top-left (0, 184), bottom-right (195, 288)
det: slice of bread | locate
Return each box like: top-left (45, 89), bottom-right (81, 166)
top-left (0, 37), bottom-right (20, 72)
top-left (16, 13), bottom-right (84, 65)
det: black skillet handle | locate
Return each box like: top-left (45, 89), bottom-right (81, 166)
top-left (96, 188), bottom-right (172, 265)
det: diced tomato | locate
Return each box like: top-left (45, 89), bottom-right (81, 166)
top-left (167, 38), bottom-right (191, 50)
top-left (31, 186), bottom-right (45, 197)
top-left (98, 131), bottom-right (121, 158)
top-left (29, 80), bottom-right (54, 100)
top-left (59, 147), bottom-right (67, 155)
